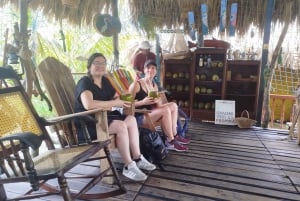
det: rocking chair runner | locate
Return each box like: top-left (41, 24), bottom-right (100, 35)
top-left (0, 67), bottom-right (126, 200)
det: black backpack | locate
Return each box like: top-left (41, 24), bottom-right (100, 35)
top-left (139, 127), bottom-right (168, 170)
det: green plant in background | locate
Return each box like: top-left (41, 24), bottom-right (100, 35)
top-left (34, 27), bottom-right (111, 72)
top-left (1, 4), bottom-right (145, 117)
top-left (31, 95), bottom-right (55, 117)
top-left (33, 23), bottom-right (138, 73)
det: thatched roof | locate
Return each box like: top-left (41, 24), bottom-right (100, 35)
top-left (0, 0), bottom-right (112, 26)
top-left (1, 0), bottom-right (300, 35)
top-left (129, 0), bottom-right (300, 35)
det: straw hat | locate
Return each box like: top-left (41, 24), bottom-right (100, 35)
top-left (139, 41), bottom-right (152, 50)
top-left (94, 14), bottom-right (121, 37)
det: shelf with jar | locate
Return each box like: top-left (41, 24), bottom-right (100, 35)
top-left (225, 60), bottom-right (261, 119)
top-left (162, 57), bottom-right (193, 117)
top-left (191, 48), bottom-right (227, 121)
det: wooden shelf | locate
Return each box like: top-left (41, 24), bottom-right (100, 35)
top-left (227, 80), bottom-right (257, 83)
top-left (226, 60), bottom-right (261, 119)
top-left (226, 94), bottom-right (257, 97)
top-left (163, 49), bottom-right (261, 122)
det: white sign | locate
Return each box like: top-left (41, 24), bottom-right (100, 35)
top-left (215, 100), bottom-right (235, 125)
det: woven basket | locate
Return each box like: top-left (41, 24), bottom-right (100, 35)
top-left (235, 110), bottom-right (256, 128)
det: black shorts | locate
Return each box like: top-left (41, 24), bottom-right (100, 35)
top-left (107, 110), bottom-right (127, 125)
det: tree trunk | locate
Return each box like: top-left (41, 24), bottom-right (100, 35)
top-left (261, 1), bottom-right (292, 128)
top-left (19, 0), bottom-right (34, 97)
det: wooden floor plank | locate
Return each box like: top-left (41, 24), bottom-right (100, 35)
top-left (149, 170), bottom-right (300, 200)
top-left (188, 146), bottom-right (276, 163)
top-left (162, 158), bottom-right (290, 184)
top-left (153, 165), bottom-right (295, 192)
top-left (3, 122), bottom-right (300, 200)
top-left (165, 152), bottom-right (285, 176)
top-left (192, 140), bottom-right (267, 152)
top-left (145, 177), bottom-right (286, 201)
top-left (137, 186), bottom-right (218, 201)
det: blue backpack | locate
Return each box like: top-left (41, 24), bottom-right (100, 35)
top-left (177, 106), bottom-right (189, 137)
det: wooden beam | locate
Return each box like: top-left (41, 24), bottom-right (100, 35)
top-left (0, 184), bottom-right (7, 200)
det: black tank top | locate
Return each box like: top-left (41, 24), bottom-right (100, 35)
top-left (135, 81), bottom-right (153, 110)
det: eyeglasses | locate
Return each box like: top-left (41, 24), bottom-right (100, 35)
top-left (92, 61), bottom-right (107, 66)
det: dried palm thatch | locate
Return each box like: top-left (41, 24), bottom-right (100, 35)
top-left (1, 0), bottom-right (300, 35)
top-left (0, 0), bottom-right (112, 26)
top-left (129, 0), bottom-right (300, 35)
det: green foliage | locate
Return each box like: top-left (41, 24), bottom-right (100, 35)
top-left (1, 4), bottom-right (145, 117)
top-left (33, 25), bottom-right (116, 73)
top-left (31, 95), bottom-right (55, 118)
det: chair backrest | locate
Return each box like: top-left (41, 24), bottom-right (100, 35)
top-left (36, 57), bottom-right (114, 147)
top-left (36, 57), bottom-right (81, 145)
top-left (36, 57), bottom-right (76, 116)
top-left (0, 67), bottom-right (55, 177)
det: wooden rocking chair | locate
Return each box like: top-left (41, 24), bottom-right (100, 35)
top-left (0, 67), bottom-right (126, 200)
top-left (36, 57), bottom-right (120, 175)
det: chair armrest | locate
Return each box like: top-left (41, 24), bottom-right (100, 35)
top-left (135, 109), bottom-right (152, 114)
top-left (43, 107), bottom-right (111, 125)
top-left (0, 132), bottom-right (43, 150)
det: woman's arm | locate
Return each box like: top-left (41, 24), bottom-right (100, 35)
top-left (128, 79), bottom-right (139, 99)
top-left (153, 83), bottom-right (163, 107)
top-left (80, 90), bottom-right (128, 110)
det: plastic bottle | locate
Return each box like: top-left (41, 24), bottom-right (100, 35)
top-left (198, 55), bottom-right (203, 67)
top-left (203, 55), bottom-right (208, 67)
top-left (207, 55), bottom-right (211, 68)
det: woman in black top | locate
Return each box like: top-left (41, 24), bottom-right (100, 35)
top-left (75, 53), bottom-right (155, 181)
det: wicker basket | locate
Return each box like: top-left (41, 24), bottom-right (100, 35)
top-left (235, 110), bottom-right (256, 128)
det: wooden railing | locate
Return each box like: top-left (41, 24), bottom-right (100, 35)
top-left (270, 94), bottom-right (295, 128)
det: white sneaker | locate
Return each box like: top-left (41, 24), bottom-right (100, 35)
top-left (136, 155), bottom-right (156, 171)
top-left (122, 161), bottom-right (147, 181)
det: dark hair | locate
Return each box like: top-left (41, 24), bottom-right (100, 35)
top-left (87, 53), bottom-right (106, 78)
top-left (144, 59), bottom-right (157, 69)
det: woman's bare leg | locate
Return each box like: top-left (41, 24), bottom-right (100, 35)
top-left (124, 115), bottom-right (141, 159)
top-left (148, 106), bottom-right (174, 141)
top-left (164, 102), bottom-right (178, 135)
top-left (108, 120), bottom-right (132, 165)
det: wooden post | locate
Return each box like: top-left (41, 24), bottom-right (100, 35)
top-left (155, 34), bottom-right (161, 87)
top-left (112, 0), bottom-right (119, 68)
top-left (95, 111), bottom-right (114, 184)
top-left (256, 0), bottom-right (274, 126)
top-left (0, 184), bottom-right (7, 200)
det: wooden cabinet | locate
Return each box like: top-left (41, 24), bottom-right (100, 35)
top-left (225, 60), bottom-right (261, 119)
top-left (162, 50), bottom-right (261, 122)
top-left (191, 48), bottom-right (227, 121)
top-left (163, 57), bottom-right (193, 117)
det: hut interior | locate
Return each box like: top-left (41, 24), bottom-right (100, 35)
top-left (0, 0), bottom-right (300, 124)
top-left (2, 1), bottom-right (300, 200)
